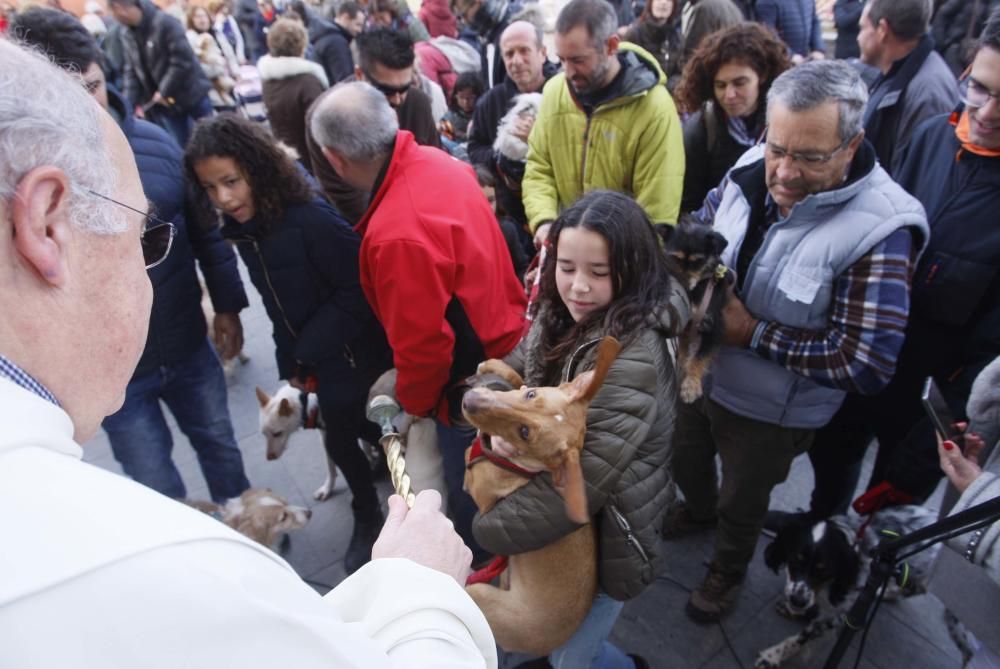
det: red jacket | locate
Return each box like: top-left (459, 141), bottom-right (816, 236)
top-left (419, 0), bottom-right (457, 38)
top-left (357, 131), bottom-right (528, 418)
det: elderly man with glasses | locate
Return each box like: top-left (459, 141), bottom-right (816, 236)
top-left (783, 10), bottom-right (1000, 531)
top-left (11, 7), bottom-right (253, 505)
top-left (0, 41), bottom-right (497, 669)
top-left (670, 60), bottom-right (929, 623)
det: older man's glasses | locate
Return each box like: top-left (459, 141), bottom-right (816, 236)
top-left (961, 77), bottom-right (1000, 109)
top-left (87, 190), bottom-right (176, 269)
top-left (764, 135), bottom-right (854, 167)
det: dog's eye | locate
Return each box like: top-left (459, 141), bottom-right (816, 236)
top-left (519, 425), bottom-right (530, 440)
top-left (272, 431), bottom-right (283, 438)
top-left (525, 389), bottom-right (536, 400)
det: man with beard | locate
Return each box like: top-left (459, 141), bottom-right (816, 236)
top-left (670, 61), bottom-right (928, 622)
top-left (522, 0), bottom-right (684, 245)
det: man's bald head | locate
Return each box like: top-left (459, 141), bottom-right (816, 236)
top-left (311, 81), bottom-right (398, 163)
top-left (499, 20), bottom-right (549, 93)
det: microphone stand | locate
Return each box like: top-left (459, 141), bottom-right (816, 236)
top-left (824, 496), bottom-right (1000, 668)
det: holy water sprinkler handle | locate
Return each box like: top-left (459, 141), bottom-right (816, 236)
top-left (366, 394), bottom-right (416, 508)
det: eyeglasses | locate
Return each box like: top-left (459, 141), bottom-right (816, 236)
top-left (764, 134), bottom-right (856, 167)
top-left (960, 76), bottom-right (1000, 109)
top-left (363, 70), bottom-right (412, 97)
top-left (87, 190), bottom-right (176, 269)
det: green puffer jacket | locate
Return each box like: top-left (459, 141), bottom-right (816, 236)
top-left (522, 43), bottom-right (685, 232)
top-left (471, 288), bottom-right (690, 601)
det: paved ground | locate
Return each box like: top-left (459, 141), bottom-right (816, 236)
top-left (83, 270), bottom-right (963, 669)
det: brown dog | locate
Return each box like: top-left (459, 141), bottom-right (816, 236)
top-left (460, 336), bottom-right (621, 655)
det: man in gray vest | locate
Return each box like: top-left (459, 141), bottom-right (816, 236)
top-left (669, 60), bottom-right (929, 622)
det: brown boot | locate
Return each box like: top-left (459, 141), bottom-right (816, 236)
top-left (662, 503), bottom-right (717, 538)
top-left (686, 562), bottom-right (743, 623)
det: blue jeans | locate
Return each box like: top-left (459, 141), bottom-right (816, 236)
top-left (435, 420), bottom-right (487, 560)
top-left (102, 339), bottom-right (250, 503)
top-left (498, 592), bottom-right (633, 669)
top-left (550, 592), bottom-right (631, 669)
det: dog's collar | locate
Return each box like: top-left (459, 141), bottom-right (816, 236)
top-left (467, 435), bottom-right (540, 478)
top-left (299, 391), bottom-right (320, 430)
top-left (690, 263), bottom-right (730, 332)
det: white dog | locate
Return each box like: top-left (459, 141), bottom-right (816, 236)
top-left (255, 384), bottom-right (340, 501)
top-left (493, 92), bottom-right (543, 162)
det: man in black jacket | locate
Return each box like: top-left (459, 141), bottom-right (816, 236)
top-left (13, 8), bottom-right (252, 504)
top-left (858, 0), bottom-right (958, 175)
top-left (108, 0), bottom-right (214, 146)
top-left (309, 1), bottom-right (364, 85)
top-left (305, 27), bottom-right (442, 223)
top-left (452, 0), bottom-right (523, 87)
top-left (467, 20), bottom-right (559, 238)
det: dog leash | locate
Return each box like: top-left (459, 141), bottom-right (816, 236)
top-left (687, 264), bottom-right (730, 349)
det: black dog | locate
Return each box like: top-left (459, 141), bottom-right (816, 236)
top-left (660, 216), bottom-right (730, 403)
top-left (756, 507), bottom-right (941, 668)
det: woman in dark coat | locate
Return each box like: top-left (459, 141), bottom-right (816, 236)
top-left (623, 0), bottom-right (684, 88)
top-left (185, 114), bottom-right (392, 575)
top-left (674, 22), bottom-right (790, 212)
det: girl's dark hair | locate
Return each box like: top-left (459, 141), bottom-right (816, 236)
top-left (451, 71), bottom-right (486, 108)
top-left (535, 190), bottom-right (674, 379)
top-left (184, 114), bottom-right (314, 234)
top-left (674, 22), bottom-right (790, 114)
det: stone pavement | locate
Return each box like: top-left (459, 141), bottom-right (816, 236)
top-left (83, 274), bottom-right (963, 669)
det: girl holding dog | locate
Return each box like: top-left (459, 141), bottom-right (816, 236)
top-left (184, 114), bottom-right (392, 574)
top-left (474, 190), bottom-right (690, 668)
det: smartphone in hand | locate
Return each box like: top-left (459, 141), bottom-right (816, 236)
top-left (921, 377), bottom-right (964, 448)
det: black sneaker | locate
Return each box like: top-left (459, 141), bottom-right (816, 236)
top-left (344, 508), bottom-right (385, 574)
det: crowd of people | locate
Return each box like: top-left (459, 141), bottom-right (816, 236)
top-left (1, 0), bottom-right (1000, 666)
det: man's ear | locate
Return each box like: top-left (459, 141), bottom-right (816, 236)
top-left (605, 33), bottom-right (620, 57)
top-left (10, 166), bottom-right (73, 288)
top-left (321, 146), bottom-right (348, 176)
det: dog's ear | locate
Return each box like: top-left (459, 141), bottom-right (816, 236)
top-left (278, 398), bottom-right (294, 417)
top-left (568, 337), bottom-right (622, 404)
top-left (654, 223), bottom-right (674, 247)
top-left (255, 386), bottom-right (271, 408)
top-left (764, 536), bottom-right (787, 573)
top-left (710, 230), bottom-right (729, 256)
top-left (551, 448), bottom-right (588, 524)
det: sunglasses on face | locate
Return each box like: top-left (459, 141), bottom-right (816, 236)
top-left (363, 70), bottom-right (412, 97)
top-left (87, 190), bottom-right (176, 269)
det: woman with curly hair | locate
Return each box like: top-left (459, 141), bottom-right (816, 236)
top-left (675, 22), bottom-right (790, 212)
top-left (185, 114), bottom-right (392, 574)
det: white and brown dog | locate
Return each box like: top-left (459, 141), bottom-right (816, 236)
top-left (186, 488), bottom-right (311, 551)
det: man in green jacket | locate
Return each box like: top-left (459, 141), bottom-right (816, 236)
top-left (523, 0), bottom-right (685, 244)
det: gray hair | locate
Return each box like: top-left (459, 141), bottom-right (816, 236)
top-left (310, 81), bottom-right (398, 163)
top-left (867, 0), bottom-right (931, 41)
top-left (0, 40), bottom-right (123, 235)
top-left (555, 0), bottom-right (617, 50)
top-left (767, 60), bottom-right (869, 144)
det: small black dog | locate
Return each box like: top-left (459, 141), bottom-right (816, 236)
top-left (660, 216), bottom-right (730, 403)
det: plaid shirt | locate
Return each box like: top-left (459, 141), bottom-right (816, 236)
top-left (695, 175), bottom-right (916, 396)
top-left (0, 354), bottom-right (60, 406)
top-left (749, 227), bottom-right (915, 395)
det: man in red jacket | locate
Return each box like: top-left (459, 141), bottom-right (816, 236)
top-left (311, 81), bottom-right (527, 557)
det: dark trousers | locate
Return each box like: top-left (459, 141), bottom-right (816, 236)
top-left (317, 370), bottom-right (383, 518)
top-left (672, 397), bottom-right (813, 575)
top-left (436, 420), bottom-right (487, 561)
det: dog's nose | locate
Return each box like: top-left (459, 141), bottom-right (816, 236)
top-left (304, 509), bottom-right (313, 520)
top-left (462, 390), bottom-right (485, 415)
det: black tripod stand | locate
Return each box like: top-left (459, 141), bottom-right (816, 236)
top-left (824, 495), bottom-right (1000, 668)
